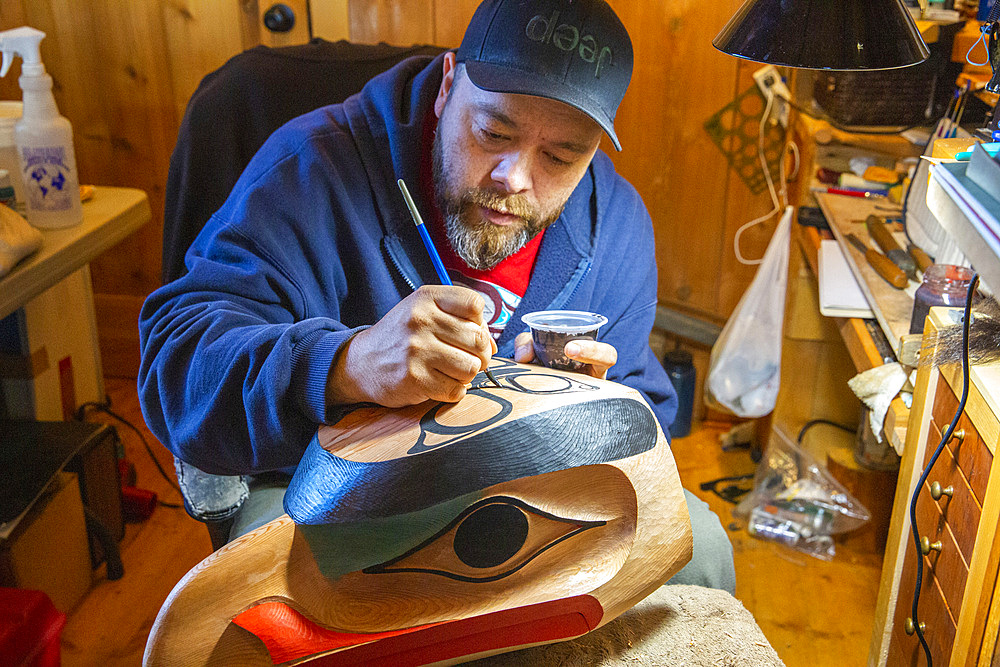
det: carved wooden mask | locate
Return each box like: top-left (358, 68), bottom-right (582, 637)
top-left (144, 359), bottom-right (692, 665)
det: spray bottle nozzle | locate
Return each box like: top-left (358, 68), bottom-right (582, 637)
top-left (0, 26), bottom-right (46, 78)
top-left (0, 52), bottom-right (13, 79)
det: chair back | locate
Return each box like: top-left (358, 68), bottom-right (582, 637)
top-left (163, 38), bottom-right (443, 283)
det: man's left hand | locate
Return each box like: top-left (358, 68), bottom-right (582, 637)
top-left (513, 332), bottom-right (617, 379)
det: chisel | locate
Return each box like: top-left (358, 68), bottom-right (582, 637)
top-left (846, 233), bottom-right (909, 289)
top-left (865, 215), bottom-right (917, 280)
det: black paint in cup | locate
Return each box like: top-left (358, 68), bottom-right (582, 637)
top-left (520, 310), bottom-right (609, 372)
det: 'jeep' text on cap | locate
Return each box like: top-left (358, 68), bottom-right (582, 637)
top-left (456, 0), bottom-right (634, 151)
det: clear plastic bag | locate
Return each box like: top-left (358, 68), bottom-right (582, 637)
top-left (736, 424), bottom-right (871, 560)
top-left (706, 207), bottom-right (793, 418)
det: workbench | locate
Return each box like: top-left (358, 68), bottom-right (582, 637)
top-left (781, 114), bottom-right (925, 455)
top-left (0, 187), bottom-right (151, 420)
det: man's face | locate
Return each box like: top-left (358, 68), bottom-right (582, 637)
top-left (432, 62), bottom-right (603, 271)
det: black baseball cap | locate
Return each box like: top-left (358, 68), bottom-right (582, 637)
top-left (455, 0), bottom-right (634, 151)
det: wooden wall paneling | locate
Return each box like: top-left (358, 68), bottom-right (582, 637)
top-left (309, 0), bottom-right (350, 42)
top-left (432, 0), bottom-right (479, 48)
top-left (0, 2), bottom-right (26, 31)
top-left (347, 0), bottom-right (436, 46)
top-left (95, 293), bottom-right (146, 377)
top-left (160, 0), bottom-right (261, 124)
top-left (0, 2), bottom-right (270, 376)
top-left (606, 0), bottom-right (743, 323)
top-left (0, 1), bottom-right (179, 300)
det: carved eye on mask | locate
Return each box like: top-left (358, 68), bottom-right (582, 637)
top-left (363, 496), bottom-right (605, 582)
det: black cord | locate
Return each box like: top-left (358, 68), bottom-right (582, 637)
top-left (75, 396), bottom-right (184, 509)
top-left (908, 273), bottom-right (979, 666)
top-left (796, 419), bottom-right (855, 445)
top-left (699, 473), bottom-right (755, 504)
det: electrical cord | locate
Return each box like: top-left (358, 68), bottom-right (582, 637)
top-left (75, 396), bottom-right (184, 509)
top-left (796, 419), bottom-right (856, 445)
top-left (907, 273), bottom-right (979, 666)
top-left (734, 88), bottom-right (795, 266)
top-left (699, 473), bottom-right (755, 504)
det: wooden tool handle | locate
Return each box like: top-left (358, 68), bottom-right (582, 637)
top-left (908, 244), bottom-right (933, 273)
top-left (866, 249), bottom-right (909, 288)
top-left (865, 215), bottom-right (901, 253)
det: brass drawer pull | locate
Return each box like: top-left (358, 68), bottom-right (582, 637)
top-left (905, 617), bottom-right (926, 635)
top-left (930, 481), bottom-right (954, 500)
top-left (949, 428), bottom-right (965, 444)
top-left (921, 536), bottom-right (943, 555)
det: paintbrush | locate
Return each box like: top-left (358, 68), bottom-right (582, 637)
top-left (397, 178), bottom-right (503, 389)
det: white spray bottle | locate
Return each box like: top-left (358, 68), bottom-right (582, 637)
top-left (0, 27), bottom-right (82, 229)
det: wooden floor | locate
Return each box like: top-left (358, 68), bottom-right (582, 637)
top-left (60, 377), bottom-right (883, 666)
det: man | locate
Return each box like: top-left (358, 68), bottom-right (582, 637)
top-left (139, 0), bottom-right (735, 592)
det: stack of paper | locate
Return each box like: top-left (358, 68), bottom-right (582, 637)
top-left (928, 145), bottom-right (1000, 293)
top-left (818, 239), bottom-right (874, 318)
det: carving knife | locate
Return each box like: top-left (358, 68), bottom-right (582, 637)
top-left (865, 215), bottom-right (917, 280)
top-left (846, 233), bottom-right (909, 289)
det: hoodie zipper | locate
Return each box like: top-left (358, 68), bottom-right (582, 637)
top-left (383, 234), bottom-right (420, 292)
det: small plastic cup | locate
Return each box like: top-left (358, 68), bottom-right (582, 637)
top-left (520, 310), bottom-right (608, 372)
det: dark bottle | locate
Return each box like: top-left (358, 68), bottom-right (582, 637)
top-left (663, 348), bottom-right (696, 439)
top-left (909, 264), bottom-right (975, 335)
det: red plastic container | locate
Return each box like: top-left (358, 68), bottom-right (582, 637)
top-left (0, 588), bottom-right (66, 667)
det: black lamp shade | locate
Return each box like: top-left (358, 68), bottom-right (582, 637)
top-left (713, 0), bottom-right (930, 70)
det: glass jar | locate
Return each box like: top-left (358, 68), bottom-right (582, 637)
top-left (908, 264), bottom-right (975, 335)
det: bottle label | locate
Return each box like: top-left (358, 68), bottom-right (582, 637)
top-left (21, 145), bottom-right (74, 211)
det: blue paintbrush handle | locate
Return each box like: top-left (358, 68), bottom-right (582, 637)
top-left (397, 179), bottom-right (502, 388)
top-left (398, 178), bottom-right (452, 286)
top-left (414, 220), bottom-right (453, 286)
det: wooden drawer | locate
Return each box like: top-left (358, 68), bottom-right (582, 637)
top-left (888, 541), bottom-right (957, 666)
top-left (925, 419), bottom-right (983, 564)
top-left (915, 478), bottom-right (970, 617)
top-left (932, 377), bottom-right (992, 504)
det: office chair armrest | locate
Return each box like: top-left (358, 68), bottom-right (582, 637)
top-left (173, 457), bottom-right (249, 522)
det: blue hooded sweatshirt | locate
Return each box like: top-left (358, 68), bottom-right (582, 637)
top-left (138, 54), bottom-right (677, 476)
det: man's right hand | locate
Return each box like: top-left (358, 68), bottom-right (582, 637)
top-left (326, 285), bottom-right (497, 408)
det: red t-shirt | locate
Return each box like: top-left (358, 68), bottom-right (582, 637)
top-left (419, 114), bottom-right (544, 339)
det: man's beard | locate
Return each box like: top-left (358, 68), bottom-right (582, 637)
top-left (432, 131), bottom-right (563, 271)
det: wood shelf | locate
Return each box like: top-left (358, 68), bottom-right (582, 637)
top-left (0, 187), bottom-right (151, 322)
